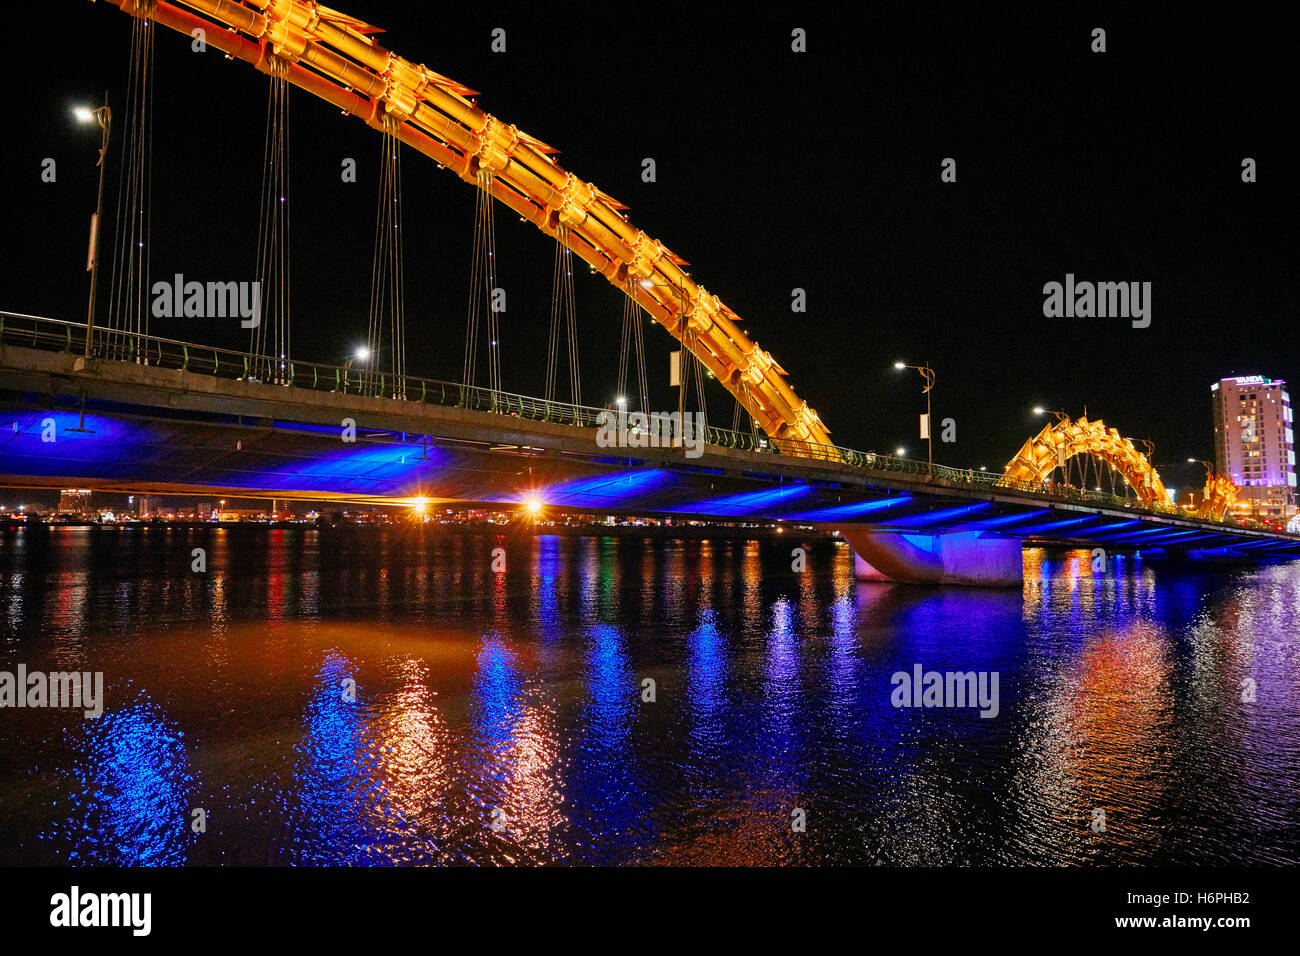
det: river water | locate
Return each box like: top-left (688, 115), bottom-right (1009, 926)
top-left (1, 525), bottom-right (1297, 866)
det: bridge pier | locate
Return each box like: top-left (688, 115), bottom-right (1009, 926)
top-left (840, 527), bottom-right (1024, 587)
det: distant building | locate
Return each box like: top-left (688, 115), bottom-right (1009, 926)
top-left (58, 489), bottom-right (93, 514)
top-left (1212, 375), bottom-right (1296, 516)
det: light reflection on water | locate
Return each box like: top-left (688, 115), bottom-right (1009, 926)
top-left (1, 525), bottom-right (1298, 865)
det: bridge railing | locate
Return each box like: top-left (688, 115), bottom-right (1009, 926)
top-left (0, 310), bottom-right (1273, 532)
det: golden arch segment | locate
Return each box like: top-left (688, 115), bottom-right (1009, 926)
top-left (1002, 416), bottom-right (1174, 510)
top-left (102, 0), bottom-right (833, 446)
top-left (1199, 475), bottom-right (1239, 521)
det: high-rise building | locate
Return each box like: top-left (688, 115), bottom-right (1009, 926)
top-left (57, 489), bottom-right (93, 514)
top-left (1212, 375), bottom-right (1296, 517)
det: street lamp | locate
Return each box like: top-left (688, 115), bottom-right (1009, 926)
top-left (1033, 406), bottom-right (1071, 424)
top-left (340, 346), bottom-right (371, 392)
top-left (894, 361), bottom-right (935, 475)
top-left (75, 95), bottom-right (111, 358)
top-left (1188, 458), bottom-right (1214, 510)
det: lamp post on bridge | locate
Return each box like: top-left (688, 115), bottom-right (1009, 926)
top-left (1128, 437), bottom-right (1161, 501)
top-left (1188, 458), bottom-right (1214, 511)
top-left (1034, 407), bottom-right (1078, 490)
top-left (74, 95), bottom-right (111, 359)
top-left (895, 361), bottom-right (935, 476)
top-left (640, 275), bottom-right (705, 422)
top-left (338, 346), bottom-right (370, 393)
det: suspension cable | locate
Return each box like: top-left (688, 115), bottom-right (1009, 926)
top-left (676, 329), bottom-right (709, 424)
top-left (732, 392), bottom-right (742, 431)
top-left (251, 70), bottom-right (291, 382)
top-left (106, 14), bottom-right (154, 360)
top-left (464, 170), bottom-right (500, 393)
top-left (617, 278), bottom-right (648, 411)
top-left (693, 338), bottom-right (708, 420)
top-left (463, 177), bottom-right (483, 388)
top-left (546, 235), bottom-right (561, 401)
top-left (565, 240), bottom-right (579, 406)
top-left (366, 128), bottom-right (406, 397)
top-left (545, 227), bottom-right (581, 405)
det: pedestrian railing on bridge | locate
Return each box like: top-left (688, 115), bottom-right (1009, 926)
top-left (0, 310), bottom-right (1278, 532)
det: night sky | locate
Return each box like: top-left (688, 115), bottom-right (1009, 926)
top-left (2, 2), bottom-right (1295, 493)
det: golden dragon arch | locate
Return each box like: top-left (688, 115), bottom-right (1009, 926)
top-left (1002, 416), bottom-right (1175, 510)
top-left (101, 0), bottom-right (833, 446)
top-left (1198, 474), bottom-right (1239, 521)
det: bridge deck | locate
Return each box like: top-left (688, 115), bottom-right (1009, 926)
top-left (3, 336), bottom-right (1296, 559)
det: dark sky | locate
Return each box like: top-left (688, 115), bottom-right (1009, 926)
top-left (2, 2), bottom-right (1295, 491)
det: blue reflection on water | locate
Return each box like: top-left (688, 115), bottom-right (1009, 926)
top-left (45, 690), bottom-right (196, 866)
top-left (472, 638), bottom-right (522, 760)
top-left (535, 536), bottom-right (564, 644)
top-left (6, 530), bottom-right (1298, 867)
top-left (568, 624), bottom-right (648, 849)
top-left (685, 607), bottom-right (727, 771)
top-left (288, 654), bottom-right (386, 865)
top-left (757, 597), bottom-right (805, 783)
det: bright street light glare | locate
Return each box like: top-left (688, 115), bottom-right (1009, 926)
top-left (72, 106), bottom-right (94, 123)
top-left (896, 447), bottom-right (906, 456)
top-left (893, 361), bottom-right (906, 370)
top-left (354, 346), bottom-right (371, 361)
top-left (1033, 406), bottom-right (1045, 415)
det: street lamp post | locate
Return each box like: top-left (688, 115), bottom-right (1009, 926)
top-left (641, 276), bottom-right (692, 421)
top-left (75, 95), bottom-right (111, 358)
top-left (1188, 458), bottom-right (1214, 511)
top-left (339, 346), bottom-right (371, 393)
top-left (895, 361), bottom-right (935, 475)
top-left (1032, 407), bottom-right (1078, 488)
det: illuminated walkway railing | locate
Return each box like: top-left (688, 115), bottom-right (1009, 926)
top-left (0, 311), bottom-right (1273, 531)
